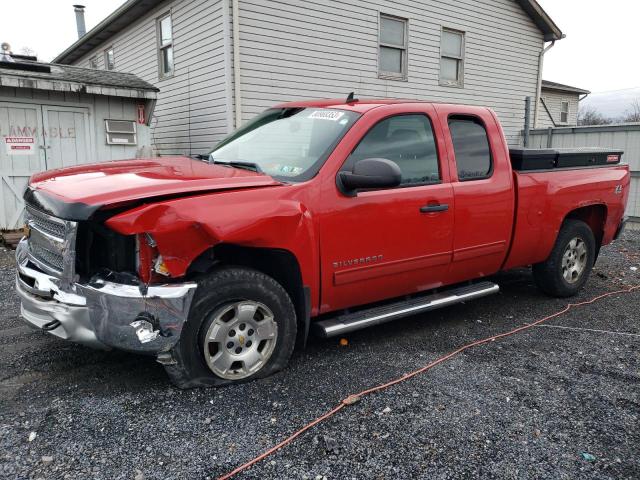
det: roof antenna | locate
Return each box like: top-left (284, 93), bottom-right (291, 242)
top-left (346, 91), bottom-right (358, 104)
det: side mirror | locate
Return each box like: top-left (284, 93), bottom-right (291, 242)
top-left (338, 158), bottom-right (402, 196)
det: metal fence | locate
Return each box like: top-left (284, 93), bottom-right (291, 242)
top-left (528, 124), bottom-right (640, 221)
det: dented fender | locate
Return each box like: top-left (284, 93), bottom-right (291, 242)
top-left (105, 187), bottom-right (320, 312)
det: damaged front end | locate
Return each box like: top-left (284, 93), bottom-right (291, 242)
top-left (15, 206), bottom-right (197, 355)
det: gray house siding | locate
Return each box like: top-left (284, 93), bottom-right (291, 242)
top-left (69, 0), bottom-right (547, 152)
top-left (75, 0), bottom-right (228, 155)
top-left (539, 89), bottom-right (580, 128)
top-left (236, 0), bottom-right (544, 144)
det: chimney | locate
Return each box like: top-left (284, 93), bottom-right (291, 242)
top-left (73, 5), bottom-right (87, 38)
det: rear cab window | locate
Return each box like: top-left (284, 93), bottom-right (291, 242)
top-left (448, 116), bottom-right (492, 181)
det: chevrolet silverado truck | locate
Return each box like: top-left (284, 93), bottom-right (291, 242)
top-left (15, 99), bottom-right (629, 387)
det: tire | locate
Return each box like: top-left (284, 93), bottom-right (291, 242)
top-left (164, 267), bottom-right (297, 388)
top-left (532, 219), bottom-right (596, 298)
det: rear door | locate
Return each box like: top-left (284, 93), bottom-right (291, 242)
top-left (433, 105), bottom-right (515, 283)
top-left (318, 104), bottom-right (454, 313)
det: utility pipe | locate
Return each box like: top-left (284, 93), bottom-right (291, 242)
top-left (222, 0), bottom-right (235, 133)
top-left (232, 0), bottom-right (242, 128)
top-left (533, 39), bottom-right (557, 129)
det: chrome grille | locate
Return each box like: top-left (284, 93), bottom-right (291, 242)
top-left (24, 207), bottom-right (76, 276)
top-left (29, 242), bottom-right (65, 272)
top-left (26, 207), bottom-right (65, 240)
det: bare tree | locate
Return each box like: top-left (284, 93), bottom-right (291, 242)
top-left (19, 46), bottom-right (36, 57)
top-left (577, 105), bottom-right (612, 126)
top-left (622, 99), bottom-right (640, 123)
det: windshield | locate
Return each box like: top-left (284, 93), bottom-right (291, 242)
top-left (209, 107), bottom-right (360, 181)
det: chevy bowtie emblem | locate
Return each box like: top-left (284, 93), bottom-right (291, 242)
top-left (238, 335), bottom-right (245, 345)
top-left (24, 223), bottom-right (31, 238)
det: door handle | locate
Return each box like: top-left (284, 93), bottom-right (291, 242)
top-left (420, 203), bottom-right (449, 213)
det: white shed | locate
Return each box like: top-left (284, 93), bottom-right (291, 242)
top-left (0, 53), bottom-right (158, 229)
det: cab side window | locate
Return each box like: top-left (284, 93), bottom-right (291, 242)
top-left (448, 116), bottom-right (492, 180)
top-left (344, 114), bottom-right (440, 185)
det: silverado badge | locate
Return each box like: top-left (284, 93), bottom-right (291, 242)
top-left (333, 255), bottom-right (383, 269)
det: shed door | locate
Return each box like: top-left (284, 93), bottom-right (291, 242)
top-left (0, 103), bottom-right (92, 229)
top-left (42, 106), bottom-right (92, 170)
top-left (0, 102), bottom-right (46, 229)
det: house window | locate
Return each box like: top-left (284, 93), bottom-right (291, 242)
top-left (560, 101), bottom-right (569, 123)
top-left (440, 28), bottom-right (465, 87)
top-left (378, 14), bottom-right (408, 80)
top-left (104, 47), bottom-right (115, 70)
top-left (158, 13), bottom-right (174, 78)
top-left (89, 56), bottom-right (98, 69)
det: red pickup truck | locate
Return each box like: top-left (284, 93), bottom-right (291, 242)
top-left (16, 99), bottom-right (629, 387)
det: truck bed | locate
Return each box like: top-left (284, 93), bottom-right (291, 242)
top-left (502, 162), bottom-right (630, 271)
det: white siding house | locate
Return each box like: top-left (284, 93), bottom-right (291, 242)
top-left (538, 80), bottom-right (590, 128)
top-left (54, 0), bottom-right (563, 155)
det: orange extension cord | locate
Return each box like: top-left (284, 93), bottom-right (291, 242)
top-left (217, 284), bottom-right (640, 480)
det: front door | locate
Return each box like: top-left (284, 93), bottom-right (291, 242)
top-left (319, 107), bottom-right (454, 313)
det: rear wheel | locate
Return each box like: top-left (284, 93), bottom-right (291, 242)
top-left (164, 267), bottom-right (297, 388)
top-left (532, 219), bottom-right (596, 297)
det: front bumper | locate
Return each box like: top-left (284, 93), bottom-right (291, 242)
top-left (15, 239), bottom-right (197, 354)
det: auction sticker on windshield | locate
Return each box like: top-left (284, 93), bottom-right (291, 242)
top-left (308, 110), bottom-right (345, 121)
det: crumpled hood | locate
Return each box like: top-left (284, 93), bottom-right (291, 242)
top-left (26, 156), bottom-right (282, 220)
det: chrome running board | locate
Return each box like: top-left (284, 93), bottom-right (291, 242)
top-left (312, 281), bottom-right (499, 338)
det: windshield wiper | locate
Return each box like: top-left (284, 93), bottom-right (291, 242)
top-left (212, 160), bottom-right (263, 173)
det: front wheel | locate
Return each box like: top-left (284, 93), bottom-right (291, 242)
top-left (164, 267), bottom-right (297, 388)
top-left (532, 219), bottom-right (596, 297)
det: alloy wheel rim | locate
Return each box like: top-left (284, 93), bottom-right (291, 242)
top-left (561, 237), bottom-right (588, 284)
top-left (203, 301), bottom-right (278, 380)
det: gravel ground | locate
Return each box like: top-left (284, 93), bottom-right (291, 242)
top-left (1, 231), bottom-right (639, 480)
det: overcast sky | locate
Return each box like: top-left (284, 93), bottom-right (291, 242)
top-left (0, 0), bottom-right (637, 94)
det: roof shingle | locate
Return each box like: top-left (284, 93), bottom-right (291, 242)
top-left (0, 59), bottom-right (158, 95)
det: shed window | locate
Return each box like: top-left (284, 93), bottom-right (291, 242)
top-left (560, 101), bottom-right (569, 123)
top-left (104, 48), bottom-right (115, 70)
top-left (158, 13), bottom-right (174, 77)
top-left (89, 56), bottom-right (98, 69)
top-left (105, 120), bottom-right (137, 145)
top-left (379, 14), bottom-right (408, 80)
top-left (440, 29), bottom-right (464, 87)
